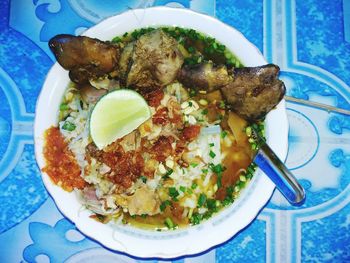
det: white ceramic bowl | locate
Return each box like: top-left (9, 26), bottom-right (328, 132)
top-left (34, 7), bottom-right (288, 259)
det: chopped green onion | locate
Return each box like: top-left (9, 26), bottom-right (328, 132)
top-left (160, 203), bottom-right (166, 212)
top-left (62, 121), bottom-right (76, 131)
top-left (218, 44), bottom-right (225, 52)
top-left (238, 181), bottom-right (245, 188)
top-left (185, 55), bottom-right (203, 65)
top-left (245, 126), bottom-right (252, 137)
top-left (201, 109), bottom-right (208, 115)
top-left (59, 103), bottom-right (69, 111)
top-left (191, 182), bottom-right (198, 189)
top-left (225, 51), bottom-right (233, 59)
top-left (168, 187), bottom-right (179, 201)
top-left (209, 163), bottom-right (224, 174)
top-left (189, 89), bottom-right (197, 97)
top-left (247, 165), bottom-right (255, 174)
top-left (179, 186), bottom-right (186, 193)
top-left (209, 143), bottom-right (214, 147)
top-left (197, 193), bottom-right (207, 207)
top-left (246, 172), bottom-right (253, 180)
top-left (190, 163), bottom-right (199, 168)
top-left (209, 150), bottom-right (216, 158)
top-left (163, 169), bottom-right (173, 179)
top-left (248, 137), bottom-right (255, 143)
top-left (140, 176), bottom-right (147, 183)
top-left (140, 214), bottom-right (147, 218)
top-left (222, 196), bottom-right (234, 206)
top-left (226, 186), bottom-right (234, 196)
top-left (235, 60), bottom-right (241, 68)
top-left (165, 217), bottom-right (175, 229)
top-left (190, 213), bottom-right (202, 225)
top-left (111, 36), bottom-right (122, 43)
top-left (206, 198), bottom-right (216, 210)
top-left (160, 200), bottom-right (171, 211)
top-left (217, 174), bottom-right (222, 188)
top-left (165, 169), bottom-right (173, 176)
top-left (218, 101), bottom-right (225, 109)
top-left (187, 46), bottom-right (195, 53)
top-left (201, 168), bottom-right (208, 174)
top-left (221, 130), bottom-right (228, 138)
top-left (130, 27), bottom-right (156, 40)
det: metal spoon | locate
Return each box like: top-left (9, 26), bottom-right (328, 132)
top-left (251, 127), bottom-right (306, 205)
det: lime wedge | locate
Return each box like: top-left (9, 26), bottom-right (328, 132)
top-left (90, 89), bottom-right (151, 149)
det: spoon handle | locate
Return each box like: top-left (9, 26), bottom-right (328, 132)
top-left (252, 129), bottom-right (306, 205)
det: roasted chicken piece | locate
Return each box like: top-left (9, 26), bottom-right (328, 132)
top-left (125, 29), bottom-right (184, 89)
top-left (49, 34), bottom-right (120, 84)
top-left (221, 64), bottom-right (285, 120)
top-left (118, 42), bottom-right (134, 83)
top-left (178, 63), bottom-right (285, 121)
top-left (178, 62), bottom-right (231, 92)
top-left (49, 31), bottom-right (183, 89)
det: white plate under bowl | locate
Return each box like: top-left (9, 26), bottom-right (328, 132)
top-left (34, 6), bottom-right (288, 260)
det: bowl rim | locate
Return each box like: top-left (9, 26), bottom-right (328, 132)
top-left (34, 6), bottom-right (288, 260)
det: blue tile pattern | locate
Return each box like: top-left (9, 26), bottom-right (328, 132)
top-left (0, 0), bottom-right (349, 262)
top-left (296, 0), bottom-right (350, 85)
top-left (216, 219), bottom-right (266, 263)
top-left (344, 0), bottom-right (350, 43)
top-left (0, 25), bottom-right (52, 113)
top-left (23, 219), bottom-right (96, 263)
top-left (216, 0), bottom-right (263, 52)
top-left (0, 145), bottom-right (48, 234)
top-left (0, 86), bottom-right (11, 159)
top-left (34, 0), bottom-right (93, 40)
top-left (301, 204), bottom-right (350, 262)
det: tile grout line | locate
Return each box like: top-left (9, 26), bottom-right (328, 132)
top-left (344, 0), bottom-right (350, 43)
top-left (265, 0), bottom-right (297, 262)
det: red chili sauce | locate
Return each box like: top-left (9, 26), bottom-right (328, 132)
top-left (42, 126), bottom-right (86, 191)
